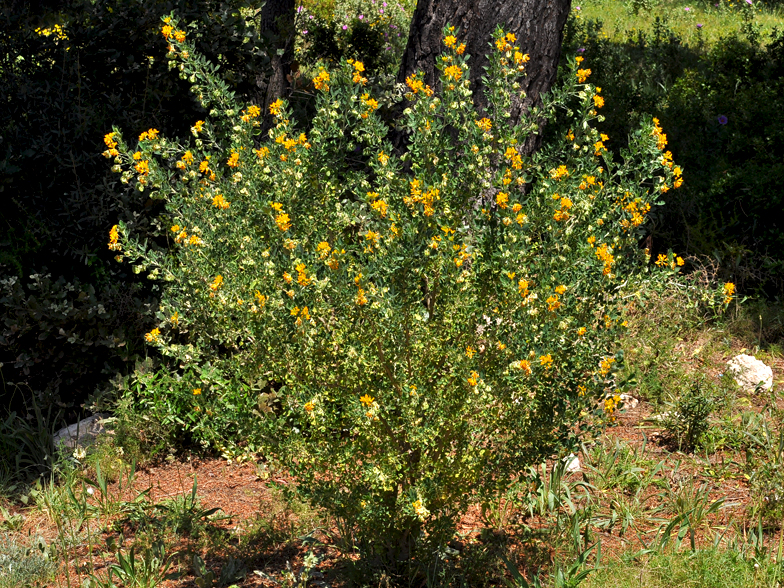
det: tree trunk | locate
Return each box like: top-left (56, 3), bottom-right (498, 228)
top-left (397, 0), bottom-right (571, 147)
top-left (256, 0), bottom-right (296, 110)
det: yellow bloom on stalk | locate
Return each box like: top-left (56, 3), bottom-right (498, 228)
top-left (361, 93), bottom-right (378, 117)
top-left (181, 151), bottom-right (194, 165)
top-left (360, 394), bottom-right (375, 407)
top-left (378, 151), bottom-right (389, 166)
top-left (283, 272), bottom-right (293, 284)
top-left (161, 25), bottom-right (173, 39)
top-left (475, 118), bottom-right (492, 133)
top-left (295, 263), bottom-right (311, 286)
top-left (193, 388), bottom-right (202, 396)
top-left (443, 35), bottom-right (457, 48)
top-left (466, 345), bottom-right (476, 358)
top-left (371, 199), bottom-right (388, 217)
top-left (304, 401), bottom-right (315, 412)
top-left (549, 165), bottom-right (569, 180)
top-left (514, 51), bottom-right (530, 65)
top-left (593, 94), bottom-right (604, 108)
top-left (496, 192), bottom-right (509, 209)
top-left (269, 99), bottom-right (284, 116)
top-left (599, 356), bottom-right (615, 376)
top-left (723, 282), bottom-right (735, 304)
top-left (577, 326), bottom-right (587, 336)
top-left (555, 285), bottom-right (567, 295)
top-left (275, 213), bottom-right (291, 231)
top-left (255, 147), bottom-right (270, 160)
top-left (144, 328), bottom-right (160, 343)
top-left (173, 30), bottom-right (186, 42)
top-left (456, 43), bottom-right (466, 55)
top-left (467, 371), bottom-right (479, 387)
top-left (444, 64), bottom-right (462, 81)
top-left (212, 194), bottom-right (230, 209)
top-left (514, 360), bottom-right (532, 375)
top-left (139, 128), bottom-right (159, 142)
top-left (108, 225), bottom-right (121, 251)
top-left (313, 69), bottom-right (330, 91)
top-left (254, 291), bottom-right (268, 307)
top-left (209, 275), bottom-right (224, 291)
top-left (546, 295), bottom-right (561, 311)
top-left (135, 160), bottom-right (150, 175)
top-left (539, 354), bottom-right (554, 369)
top-left (655, 254), bottom-right (668, 267)
top-left (316, 241), bottom-right (331, 258)
top-left (192, 120), bottom-right (205, 133)
top-left (356, 287), bottom-right (368, 306)
top-left (576, 68), bottom-right (592, 83)
top-left (132, 151), bottom-right (142, 161)
top-left (227, 151), bottom-right (240, 168)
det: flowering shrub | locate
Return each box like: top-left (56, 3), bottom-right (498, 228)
top-left (106, 17), bottom-right (683, 560)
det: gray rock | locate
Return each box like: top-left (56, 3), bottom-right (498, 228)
top-left (619, 393), bottom-right (639, 409)
top-left (564, 453), bottom-right (581, 473)
top-left (727, 354), bottom-right (773, 393)
top-left (53, 414), bottom-right (111, 450)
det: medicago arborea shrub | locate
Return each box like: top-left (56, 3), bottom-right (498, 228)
top-left (105, 16), bottom-right (683, 560)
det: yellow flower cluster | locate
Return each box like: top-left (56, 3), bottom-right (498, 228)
top-left (603, 394), bottom-right (621, 421)
top-left (102, 132), bottom-right (119, 158)
top-left (240, 105), bottom-right (261, 123)
top-left (405, 74), bottom-right (434, 97)
top-left (209, 275), bottom-right (224, 291)
top-left (652, 118), bottom-right (667, 151)
top-left (349, 60), bottom-right (368, 85)
top-left (599, 356), bottom-right (615, 376)
top-left (444, 64), bottom-right (462, 81)
top-left (227, 151), bottom-right (240, 168)
top-left (290, 305), bottom-right (311, 326)
top-left (494, 32), bottom-right (517, 52)
top-left (406, 179), bottom-right (440, 216)
top-left (539, 354), bottom-right (554, 369)
top-left (723, 282), bottom-right (735, 304)
top-left (313, 69), bottom-right (330, 91)
top-left (549, 165), bottom-right (569, 180)
top-left (108, 225), bottom-right (121, 251)
top-left (475, 118), bottom-right (492, 133)
top-left (271, 202), bottom-right (291, 231)
top-left (553, 195), bottom-right (572, 221)
top-left (513, 359), bottom-right (532, 375)
top-left (144, 328), bottom-right (160, 343)
top-left (295, 263), bottom-right (311, 287)
top-left (138, 128), bottom-right (159, 142)
top-left (355, 274), bottom-right (368, 305)
top-left (361, 93), bottom-right (379, 118)
top-left (170, 225), bottom-right (203, 246)
top-left (595, 243), bottom-right (614, 276)
top-left (212, 194), bottom-right (230, 209)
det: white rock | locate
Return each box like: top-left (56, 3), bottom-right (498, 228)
top-left (619, 393), bottom-right (639, 409)
top-left (53, 414), bottom-right (110, 450)
top-left (727, 354), bottom-right (773, 393)
top-left (564, 453), bottom-right (581, 473)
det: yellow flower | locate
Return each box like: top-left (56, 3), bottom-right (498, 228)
top-left (209, 275), bottom-right (223, 291)
top-left (514, 359), bottom-right (532, 375)
top-left (599, 356), bottom-right (615, 376)
top-left (444, 65), bottom-right (462, 80)
top-left (456, 43), bottom-right (466, 55)
top-left (108, 225), bottom-right (121, 251)
top-left (466, 345), bottom-right (476, 358)
top-left (212, 194), bottom-right (230, 209)
top-left (144, 328), bottom-right (161, 343)
top-left (496, 192), bottom-right (509, 209)
top-left (371, 199), bottom-right (388, 217)
top-left (539, 354), bottom-right (554, 369)
top-left (193, 388), bottom-right (202, 395)
top-left (360, 394), bottom-right (375, 407)
top-left (546, 295), bottom-right (561, 311)
top-left (723, 282), bottom-right (735, 304)
top-left (304, 401), bottom-right (315, 412)
top-left (443, 35), bottom-right (457, 47)
top-left (577, 327), bottom-right (587, 336)
top-left (275, 213), bottom-right (291, 231)
top-left (173, 30), bottom-right (186, 42)
top-left (313, 69), bottom-right (330, 91)
top-left (227, 151), bottom-right (240, 168)
top-left (135, 160), bottom-right (150, 175)
top-left (576, 68), bottom-right (592, 83)
top-left (467, 371), bottom-right (479, 387)
top-left (269, 99), bottom-right (284, 116)
top-left (355, 287), bottom-right (368, 306)
top-left (593, 95), bottom-right (604, 108)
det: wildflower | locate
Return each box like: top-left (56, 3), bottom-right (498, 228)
top-left (576, 68), bottom-right (592, 83)
top-left (444, 64), bottom-right (462, 80)
top-left (599, 356), bottom-right (615, 375)
top-left (549, 165), bottom-right (569, 180)
top-left (514, 51), bottom-right (530, 65)
top-left (497, 341), bottom-right (506, 350)
top-left (655, 254), bottom-right (669, 267)
top-left (577, 326), bottom-right (587, 336)
top-left (371, 199), bottom-right (388, 217)
top-left (718, 115), bottom-right (728, 125)
top-left (145, 328), bottom-right (161, 343)
top-left (304, 401), bottom-right (315, 412)
top-left (356, 287), bottom-right (368, 305)
top-left (539, 354), bottom-right (554, 369)
top-left (352, 61), bottom-right (368, 85)
top-left (210, 275), bottom-right (224, 291)
top-left (192, 120), bottom-right (205, 134)
top-left (254, 291), bottom-right (268, 307)
top-left (360, 394), bottom-right (375, 407)
top-left (587, 235), bottom-right (596, 246)
top-left (313, 69), bottom-right (330, 91)
top-left (676, 256), bottom-right (685, 266)
top-left (595, 243), bottom-right (614, 275)
top-left (444, 35), bottom-right (457, 47)
top-left (212, 194), bottom-right (230, 209)
top-left (193, 388), bottom-right (202, 395)
top-left (173, 30), bottom-right (186, 42)
top-left (723, 282), bottom-right (735, 304)
top-left (466, 345), bottom-right (476, 358)
top-left (496, 192), bottom-right (509, 209)
top-left (546, 295), bottom-right (561, 311)
top-left (227, 151), bottom-right (240, 167)
top-left (361, 93), bottom-right (379, 116)
top-left (108, 225), bottom-right (121, 251)
top-left (283, 272), bottom-right (293, 284)
top-left (555, 284), bottom-right (567, 295)
top-left (467, 371), bottom-right (479, 387)
top-left (456, 43), bottom-right (466, 54)
top-left (378, 151), bottom-right (389, 165)
top-left (161, 24), bottom-right (173, 39)
top-left (412, 500), bottom-right (430, 520)
top-left (295, 263), bottom-right (311, 286)
top-left (475, 118), bottom-right (492, 133)
top-left (276, 213), bottom-right (291, 231)
top-left (514, 359), bottom-right (532, 375)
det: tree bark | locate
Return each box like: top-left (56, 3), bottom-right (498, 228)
top-left (256, 0), bottom-right (296, 110)
top-left (397, 0), bottom-right (571, 145)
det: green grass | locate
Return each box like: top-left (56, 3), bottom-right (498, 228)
top-left (585, 548), bottom-right (784, 588)
top-left (578, 0), bottom-right (783, 47)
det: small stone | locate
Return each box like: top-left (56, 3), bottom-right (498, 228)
top-left (53, 414), bottom-right (110, 450)
top-left (619, 393), bottom-right (639, 409)
top-left (564, 453), bottom-right (581, 472)
top-left (727, 354), bottom-right (773, 393)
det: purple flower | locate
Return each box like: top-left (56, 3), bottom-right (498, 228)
top-left (308, 14), bottom-right (313, 18)
top-left (575, 5), bottom-right (581, 9)
top-left (684, 6), bottom-right (690, 11)
top-left (379, 9), bottom-right (383, 13)
top-left (577, 47), bottom-right (586, 53)
top-left (302, 29), bottom-right (308, 34)
top-left (358, 14), bottom-right (364, 19)
top-left (342, 24), bottom-right (348, 30)
top-left (718, 115), bottom-right (728, 125)
top-left (383, 2), bottom-right (387, 6)
top-left (696, 23), bottom-right (703, 28)
top-left (297, 5), bottom-right (303, 12)
top-left (746, 0), bottom-right (752, 5)
top-left (390, 24), bottom-right (397, 28)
